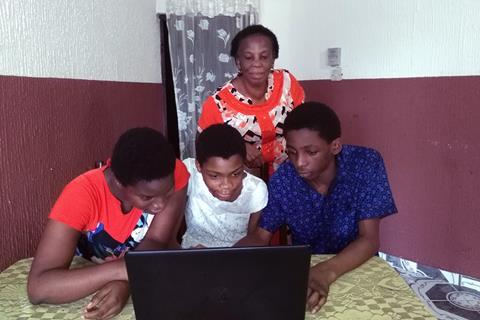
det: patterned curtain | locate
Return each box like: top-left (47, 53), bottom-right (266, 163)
top-left (166, 0), bottom-right (259, 158)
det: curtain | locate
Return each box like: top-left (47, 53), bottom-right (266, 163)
top-left (166, 0), bottom-right (259, 158)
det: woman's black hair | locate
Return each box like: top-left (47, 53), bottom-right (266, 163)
top-left (196, 124), bottom-right (246, 165)
top-left (284, 102), bottom-right (342, 143)
top-left (230, 24), bottom-right (279, 59)
top-left (111, 127), bottom-right (175, 186)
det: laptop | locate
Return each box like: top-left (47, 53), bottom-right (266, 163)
top-left (125, 245), bottom-right (311, 320)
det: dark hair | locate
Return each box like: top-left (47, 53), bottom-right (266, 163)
top-left (196, 124), bottom-right (246, 165)
top-left (230, 24), bottom-right (279, 59)
top-left (111, 127), bottom-right (175, 186)
top-left (284, 101), bottom-right (342, 143)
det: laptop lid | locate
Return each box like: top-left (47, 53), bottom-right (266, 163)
top-left (125, 245), bottom-right (311, 320)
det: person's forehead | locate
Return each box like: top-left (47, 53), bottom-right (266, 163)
top-left (202, 155), bottom-right (243, 170)
top-left (286, 129), bottom-right (328, 145)
top-left (240, 34), bottom-right (272, 47)
top-left (131, 175), bottom-right (174, 194)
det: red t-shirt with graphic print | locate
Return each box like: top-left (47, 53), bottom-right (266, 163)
top-left (49, 159), bottom-right (189, 262)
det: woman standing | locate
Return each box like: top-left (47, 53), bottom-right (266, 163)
top-left (198, 24), bottom-right (305, 175)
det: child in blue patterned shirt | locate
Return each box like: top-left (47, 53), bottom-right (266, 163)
top-left (237, 101), bottom-right (397, 314)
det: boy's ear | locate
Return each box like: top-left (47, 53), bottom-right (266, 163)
top-left (330, 138), bottom-right (342, 155)
top-left (195, 160), bottom-right (202, 173)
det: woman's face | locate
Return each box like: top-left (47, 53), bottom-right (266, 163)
top-left (235, 34), bottom-right (275, 86)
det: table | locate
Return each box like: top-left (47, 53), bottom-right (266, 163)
top-left (0, 255), bottom-right (435, 319)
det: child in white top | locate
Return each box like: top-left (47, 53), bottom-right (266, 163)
top-left (181, 124), bottom-right (268, 248)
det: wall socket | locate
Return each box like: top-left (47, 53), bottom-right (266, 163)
top-left (327, 47), bottom-right (341, 67)
top-left (330, 66), bottom-right (343, 81)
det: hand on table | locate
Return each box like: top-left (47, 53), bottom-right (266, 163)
top-left (83, 280), bottom-right (130, 319)
top-left (306, 262), bottom-right (337, 314)
top-left (245, 143), bottom-right (263, 168)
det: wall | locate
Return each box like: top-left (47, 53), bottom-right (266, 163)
top-left (0, 0), bottom-right (162, 83)
top-left (261, 0), bottom-right (480, 278)
top-left (0, 0), bottom-right (164, 271)
top-left (260, 0), bottom-right (480, 80)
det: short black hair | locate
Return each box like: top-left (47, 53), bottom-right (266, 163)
top-left (230, 24), bottom-right (279, 59)
top-left (196, 124), bottom-right (246, 165)
top-left (111, 127), bottom-right (175, 186)
top-left (284, 101), bottom-right (342, 143)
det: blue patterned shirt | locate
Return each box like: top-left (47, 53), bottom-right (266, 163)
top-left (259, 145), bottom-right (397, 254)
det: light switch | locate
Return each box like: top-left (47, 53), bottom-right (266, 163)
top-left (327, 47), bottom-right (341, 67)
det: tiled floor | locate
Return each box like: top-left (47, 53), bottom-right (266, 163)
top-left (379, 253), bottom-right (480, 320)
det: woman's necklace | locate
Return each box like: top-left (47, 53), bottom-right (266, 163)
top-left (236, 78), bottom-right (267, 104)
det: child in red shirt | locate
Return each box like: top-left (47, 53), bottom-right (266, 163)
top-left (28, 127), bottom-right (189, 320)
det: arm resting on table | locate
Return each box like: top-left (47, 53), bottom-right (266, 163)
top-left (307, 218), bottom-right (380, 312)
top-left (314, 218), bottom-right (380, 279)
top-left (27, 220), bottom-right (127, 305)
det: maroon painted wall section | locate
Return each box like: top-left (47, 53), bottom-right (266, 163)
top-left (0, 75), bottom-right (165, 271)
top-left (301, 76), bottom-right (480, 278)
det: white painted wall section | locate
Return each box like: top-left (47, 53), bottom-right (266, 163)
top-left (260, 0), bottom-right (480, 80)
top-left (0, 0), bottom-right (161, 83)
top-left (3, 0), bottom-right (479, 82)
